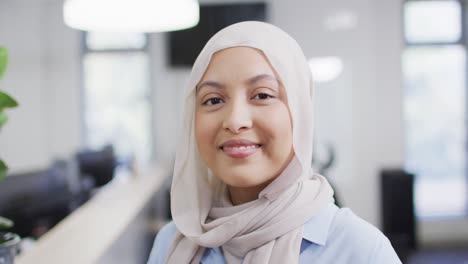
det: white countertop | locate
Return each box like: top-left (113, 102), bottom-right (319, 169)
top-left (15, 164), bottom-right (168, 264)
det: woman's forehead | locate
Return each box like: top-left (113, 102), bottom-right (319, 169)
top-left (198, 46), bottom-right (283, 85)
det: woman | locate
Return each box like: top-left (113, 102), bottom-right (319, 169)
top-left (148, 21), bottom-right (401, 264)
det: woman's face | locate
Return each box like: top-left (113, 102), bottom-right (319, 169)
top-left (195, 47), bottom-right (294, 188)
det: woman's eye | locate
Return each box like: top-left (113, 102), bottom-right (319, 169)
top-left (253, 93), bottom-right (274, 100)
top-left (202, 97), bottom-right (224, 106)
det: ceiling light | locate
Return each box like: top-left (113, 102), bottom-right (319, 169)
top-left (308, 57), bottom-right (344, 83)
top-left (63, 0), bottom-right (200, 32)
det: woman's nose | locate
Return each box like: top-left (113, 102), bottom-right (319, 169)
top-left (222, 100), bottom-right (253, 134)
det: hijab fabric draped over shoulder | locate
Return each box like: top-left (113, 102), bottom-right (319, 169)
top-left (167, 21), bottom-right (334, 264)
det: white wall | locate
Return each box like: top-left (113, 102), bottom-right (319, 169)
top-left (0, 0), bottom-right (81, 172)
top-left (0, 0), bottom-right (466, 246)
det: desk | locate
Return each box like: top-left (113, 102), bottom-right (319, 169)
top-left (15, 165), bottom-right (168, 264)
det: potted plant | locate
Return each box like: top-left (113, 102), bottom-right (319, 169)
top-left (0, 47), bottom-right (20, 264)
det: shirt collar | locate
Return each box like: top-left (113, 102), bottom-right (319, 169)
top-left (302, 203), bottom-right (338, 246)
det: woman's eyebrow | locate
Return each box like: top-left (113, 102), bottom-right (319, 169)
top-left (196, 74), bottom-right (279, 93)
top-left (247, 74), bottom-right (279, 85)
top-left (196, 81), bottom-right (225, 93)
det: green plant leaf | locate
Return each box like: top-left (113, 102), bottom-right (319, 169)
top-left (0, 91), bottom-right (18, 111)
top-left (0, 47), bottom-right (7, 80)
top-left (0, 159), bottom-right (6, 181)
top-left (0, 216), bottom-right (13, 229)
top-left (0, 111), bottom-right (7, 129)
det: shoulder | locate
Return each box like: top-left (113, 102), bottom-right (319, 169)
top-left (326, 207), bottom-right (401, 263)
top-left (147, 221), bottom-right (177, 264)
top-left (331, 207), bottom-right (383, 241)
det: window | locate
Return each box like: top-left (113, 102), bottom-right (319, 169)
top-left (403, 0), bottom-right (467, 218)
top-left (82, 32), bottom-right (153, 165)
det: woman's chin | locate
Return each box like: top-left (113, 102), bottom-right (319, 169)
top-left (228, 181), bottom-right (262, 189)
top-left (221, 174), bottom-right (270, 189)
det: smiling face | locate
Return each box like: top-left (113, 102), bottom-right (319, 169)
top-left (194, 47), bottom-right (294, 189)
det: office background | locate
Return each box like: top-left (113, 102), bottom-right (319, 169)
top-left (0, 0), bottom-right (467, 263)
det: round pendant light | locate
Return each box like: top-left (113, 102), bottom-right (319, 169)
top-left (63, 0), bottom-right (199, 32)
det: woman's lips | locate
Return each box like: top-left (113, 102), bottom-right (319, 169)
top-left (220, 139), bottom-right (261, 159)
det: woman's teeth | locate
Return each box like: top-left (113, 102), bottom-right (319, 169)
top-left (221, 144), bottom-right (261, 158)
top-left (224, 145), bottom-right (258, 150)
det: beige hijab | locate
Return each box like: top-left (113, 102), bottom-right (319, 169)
top-left (167, 21), bottom-right (334, 263)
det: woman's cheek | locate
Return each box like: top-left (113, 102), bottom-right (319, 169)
top-left (196, 114), bottom-right (218, 158)
top-left (265, 104), bottom-right (293, 153)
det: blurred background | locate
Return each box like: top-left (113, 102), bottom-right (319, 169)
top-left (0, 0), bottom-right (467, 263)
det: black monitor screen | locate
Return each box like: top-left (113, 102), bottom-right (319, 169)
top-left (168, 2), bottom-right (267, 67)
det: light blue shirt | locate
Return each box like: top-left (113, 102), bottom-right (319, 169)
top-left (147, 204), bottom-right (401, 263)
